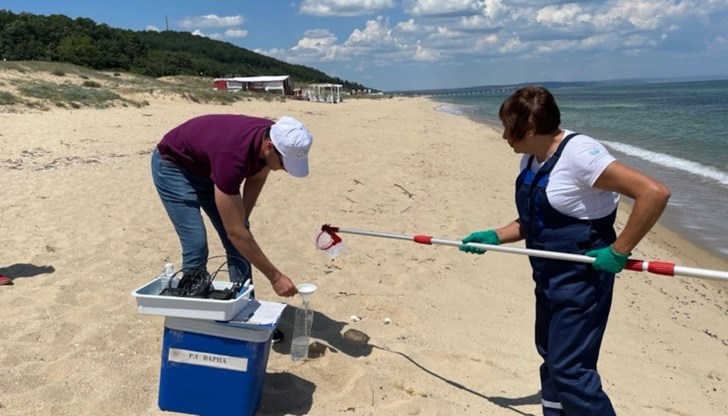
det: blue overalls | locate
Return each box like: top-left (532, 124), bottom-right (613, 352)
top-left (515, 134), bottom-right (617, 416)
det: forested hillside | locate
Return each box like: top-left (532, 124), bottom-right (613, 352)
top-left (0, 10), bottom-right (369, 91)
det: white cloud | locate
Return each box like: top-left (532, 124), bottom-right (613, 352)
top-left (405, 0), bottom-right (485, 17)
top-left (482, 0), bottom-right (507, 20)
top-left (224, 29), bottom-right (248, 38)
top-left (345, 16), bottom-right (397, 47)
top-left (396, 19), bottom-right (419, 32)
top-left (178, 14), bottom-right (245, 28)
top-left (413, 41), bottom-right (440, 60)
top-left (190, 28), bottom-right (247, 41)
top-left (292, 29), bottom-right (340, 61)
top-left (498, 36), bottom-right (524, 54)
top-left (146, 25), bottom-right (160, 32)
top-left (177, 14), bottom-right (249, 41)
top-left (301, 0), bottom-right (395, 17)
top-left (536, 4), bottom-right (590, 27)
top-left (474, 33), bottom-right (499, 51)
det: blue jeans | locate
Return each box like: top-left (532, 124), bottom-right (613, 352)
top-left (151, 149), bottom-right (251, 284)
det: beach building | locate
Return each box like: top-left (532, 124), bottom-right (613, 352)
top-left (304, 83), bottom-right (343, 103)
top-left (213, 75), bottom-right (294, 96)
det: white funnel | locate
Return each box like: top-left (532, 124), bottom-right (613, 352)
top-left (297, 283), bottom-right (317, 302)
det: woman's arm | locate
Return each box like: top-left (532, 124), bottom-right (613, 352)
top-left (593, 161), bottom-right (671, 254)
top-left (495, 219), bottom-right (525, 244)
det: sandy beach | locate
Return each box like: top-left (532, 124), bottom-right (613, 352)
top-left (1, 72), bottom-right (728, 416)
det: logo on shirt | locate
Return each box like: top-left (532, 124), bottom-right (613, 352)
top-left (589, 148), bottom-right (601, 156)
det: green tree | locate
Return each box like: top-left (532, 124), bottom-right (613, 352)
top-left (57, 34), bottom-right (101, 68)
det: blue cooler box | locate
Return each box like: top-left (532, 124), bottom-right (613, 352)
top-left (158, 314), bottom-right (278, 416)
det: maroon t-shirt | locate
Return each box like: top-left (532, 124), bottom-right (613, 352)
top-left (157, 114), bottom-right (272, 195)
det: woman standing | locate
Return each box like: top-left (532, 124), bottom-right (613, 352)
top-left (460, 86), bottom-right (670, 415)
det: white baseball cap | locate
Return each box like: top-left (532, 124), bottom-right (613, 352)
top-left (270, 116), bottom-right (313, 178)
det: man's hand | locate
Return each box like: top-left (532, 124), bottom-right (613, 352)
top-left (585, 245), bottom-right (630, 274)
top-left (270, 272), bottom-right (298, 297)
top-left (459, 230), bottom-right (500, 254)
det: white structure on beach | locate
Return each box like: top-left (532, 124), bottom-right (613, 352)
top-left (304, 83), bottom-right (343, 103)
top-left (213, 76), bottom-right (294, 95)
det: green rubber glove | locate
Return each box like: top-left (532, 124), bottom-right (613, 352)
top-left (459, 230), bottom-right (500, 254)
top-left (585, 245), bottom-right (630, 273)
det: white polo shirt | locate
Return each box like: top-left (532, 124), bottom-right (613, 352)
top-left (520, 130), bottom-right (620, 220)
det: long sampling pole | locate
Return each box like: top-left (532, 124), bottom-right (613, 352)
top-left (322, 225), bottom-right (728, 282)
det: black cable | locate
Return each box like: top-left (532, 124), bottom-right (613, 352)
top-left (160, 267), bottom-right (212, 298)
top-left (159, 256), bottom-right (250, 299)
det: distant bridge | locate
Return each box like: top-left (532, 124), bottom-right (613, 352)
top-left (422, 86), bottom-right (520, 97)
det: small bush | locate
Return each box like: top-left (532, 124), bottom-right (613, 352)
top-left (51, 70), bottom-right (65, 77)
top-left (82, 80), bottom-right (102, 88)
top-left (18, 81), bottom-right (120, 108)
top-left (0, 91), bottom-right (20, 105)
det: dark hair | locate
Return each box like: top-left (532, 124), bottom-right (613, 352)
top-left (498, 85), bottom-right (561, 142)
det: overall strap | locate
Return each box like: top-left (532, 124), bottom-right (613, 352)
top-left (526, 133), bottom-right (581, 229)
top-left (538, 132), bottom-right (580, 174)
top-left (525, 132), bottom-right (580, 172)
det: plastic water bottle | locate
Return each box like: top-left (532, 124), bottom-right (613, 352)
top-left (159, 263), bottom-right (174, 291)
top-left (290, 299), bottom-right (314, 361)
top-left (168, 264), bottom-right (180, 289)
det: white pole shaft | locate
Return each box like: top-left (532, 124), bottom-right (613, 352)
top-left (337, 227), bottom-right (593, 263)
top-left (429, 238), bottom-right (594, 263)
top-left (673, 266), bottom-right (728, 281)
top-left (337, 227), bottom-right (593, 262)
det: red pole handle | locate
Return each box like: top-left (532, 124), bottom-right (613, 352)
top-left (413, 234), bottom-right (433, 244)
top-left (625, 259), bottom-right (676, 276)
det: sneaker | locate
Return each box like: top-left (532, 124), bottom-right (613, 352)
top-left (271, 328), bottom-right (284, 344)
top-left (0, 275), bottom-right (13, 286)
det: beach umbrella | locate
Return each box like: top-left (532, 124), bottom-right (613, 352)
top-left (315, 224), bottom-right (728, 282)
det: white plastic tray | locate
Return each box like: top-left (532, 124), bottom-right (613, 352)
top-left (131, 277), bottom-right (254, 321)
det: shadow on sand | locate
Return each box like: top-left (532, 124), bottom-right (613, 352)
top-left (259, 306), bottom-right (372, 415)
top-left (0, 263), bottom-right (55, 279)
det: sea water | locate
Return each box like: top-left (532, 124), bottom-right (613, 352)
top-left (432, 79), bottom-right (728, 261)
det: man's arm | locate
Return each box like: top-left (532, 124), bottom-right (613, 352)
top-left (214, 186), bottom-right (297, 296)
top-left (241, 168), bottom-right (269, 222)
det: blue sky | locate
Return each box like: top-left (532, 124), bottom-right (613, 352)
top-left (3, 1), bottom-right (728, 91)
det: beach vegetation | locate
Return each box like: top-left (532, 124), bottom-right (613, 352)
top-left (18, 80), bottom-right (122, 108)
top-left (0, 60), bottom-right (264, 110)
top-left (0, 90), bottom-right (20, 105)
